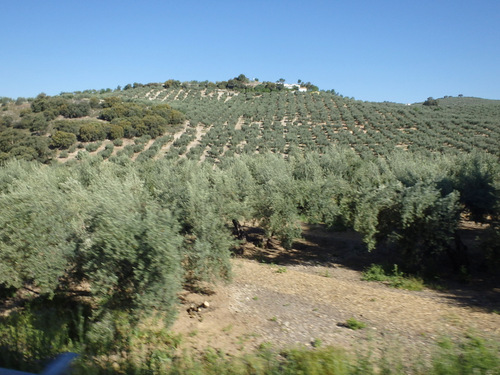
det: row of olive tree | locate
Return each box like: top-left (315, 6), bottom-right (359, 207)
top-left (0, 157), bottom-right (233, 325)
top-left (215, 148), bottom-right (497, 274)
top-left (287, 148), bottom-right (498, 273)
top-left (0, 148), bottom-right (498, 323)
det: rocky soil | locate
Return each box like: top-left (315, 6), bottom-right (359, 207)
top-left (171, 224), bottom-right (500, 361)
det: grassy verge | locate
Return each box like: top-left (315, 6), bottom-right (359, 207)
top-left (1, 305), bottom-right (499, 374)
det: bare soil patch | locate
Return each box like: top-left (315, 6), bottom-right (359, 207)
top-left (184, 123), bottom-right (210, 155)
top-left (172, 224), bottom-right (500, 359)
top-left (155, 122), bottom-right (190, 158)
top-left (234, 116), bottom-right (244, 130)
top-left (131, 138), bottom-right (155, 161)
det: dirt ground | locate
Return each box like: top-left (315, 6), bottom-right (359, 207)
top-left (171, 224), bottom-right (500, 360)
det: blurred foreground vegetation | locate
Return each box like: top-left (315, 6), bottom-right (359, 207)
top-left (1, 304), bottom-right (499, 374)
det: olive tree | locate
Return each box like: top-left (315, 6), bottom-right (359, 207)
top-left (0, 164), bottom-right (77, 295)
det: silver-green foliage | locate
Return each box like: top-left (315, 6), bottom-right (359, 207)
top-left (0, 147), bottom-right (498, 318)
top-left (293, 147), bottom-right (496, 271)
top-left (0, 162), bottom-right (76, 294)
top-left (0, 159), bottom-right (185, 323)
top-left (245, 154), bottom-right (302, 249)
top-left (74, 165), bottom-right (182, 317)
top-left (139, 159), bottom-right (234, 283)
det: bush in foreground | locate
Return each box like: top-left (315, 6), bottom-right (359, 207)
top-left (2, 307), bottom-right (498, 375)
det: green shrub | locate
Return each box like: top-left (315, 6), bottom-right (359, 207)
top-left (133, 143), bottom-right (145, 153)
top-left (423, 97), bottom-right (438, 106)
top-left (17, 112), bottom-right (48, 133)
top-left (362, 264), bottom-right (424, 291)
top-left (15, 97), bottom-right (26, 105)
top-left (107, 124), bottom-right (124, 140)
top-left (432, 335), bottom-right (500, 375)
top-left (0, 165), bottom-right (78, 295)
top-left (73, 167), bottom-right (183, 318)
top-left (98, 106), bottom-right (125, 121)
top-left (76, 150), bottom-right (89, 160)
top-left (0, 114), bottom-right (13, 127)
top-left (345, 317), bottom-right (366, 330)
top-left (50, 130), bottom-right (77, 149)
top-left (85, 142), bottom-right (101, 152)
top-left (122, 144), bottom-right (135, 157)
top-left (361, 264), bottom-right (387, 282)
top-left (53, 119), bottom-right (81, 135)
top-left (141, 160), bottom-right (233, 283)
top-left (79, 122), bottom-right (107, 142)
top-left (245, 154), bottom-right (302, 249)
top-left (98, 148), bottom-right (112, 159)
top-left (135, 134), bottom-right (152, 144)
top-left (60, 101), bottom-right (90, 118)
top-left (143, 114), bottom-right (168, 138)
top-left (113, 138), bottom-right (123, 147)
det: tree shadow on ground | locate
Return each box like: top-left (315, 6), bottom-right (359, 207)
top-left (439, 223), bottom-right (500, 313)
top-left (235, 222), bottom-right (500, 314)
top-left (238, 223), bottom-right (389, 271)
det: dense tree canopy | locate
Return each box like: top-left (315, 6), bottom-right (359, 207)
top-left (50, 130), bottom-right (77, 149)
top-left (0, 149), bottom-right (497, 316)
top-left (423, 97), bottom-right (439, 106)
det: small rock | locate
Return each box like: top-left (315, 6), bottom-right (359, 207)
top-left (203, 301), bottom-right (210, 308)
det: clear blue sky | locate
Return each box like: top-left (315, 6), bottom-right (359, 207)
top-left (1, 0), bottom-right (499, 103)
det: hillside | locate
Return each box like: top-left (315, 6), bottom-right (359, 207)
top-left (1, 80), bottom-right (499, 164)
top-left (0, 79), bottom-right (499, 374)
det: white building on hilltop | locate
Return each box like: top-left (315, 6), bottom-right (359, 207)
top-left (283, 83), bottom-right (307, 92)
